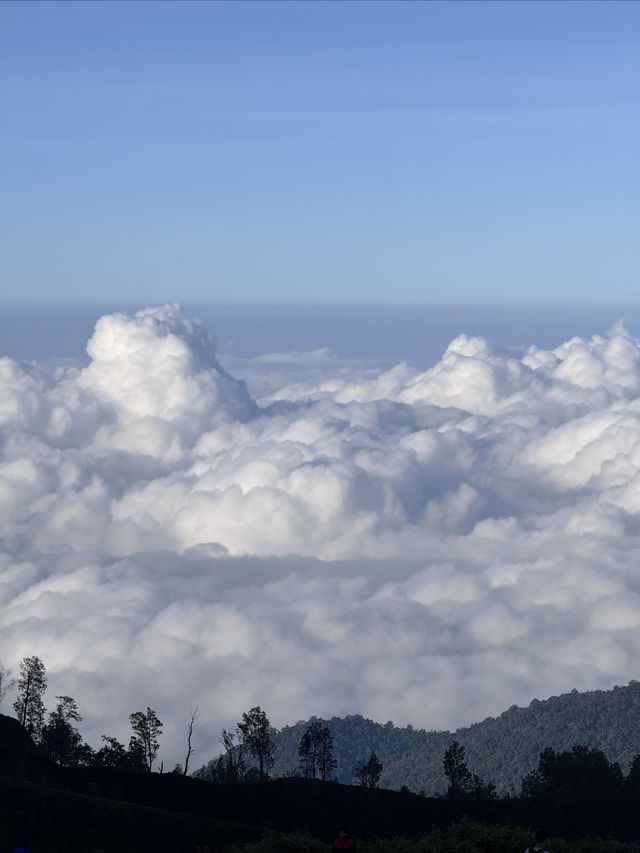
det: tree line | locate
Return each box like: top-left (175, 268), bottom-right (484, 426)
top-left (5, 656), bottom-right (640, 800)
top-left (5, 656), bottom-right (165, 772)
top-left (196, 711), bottom-right (384, 788)
top-left (272, 683), bottom-right (640, 793)
top-left (3, 655), bottom-right (385, 787)
top-left (441, 739), bottom-right (640, 801)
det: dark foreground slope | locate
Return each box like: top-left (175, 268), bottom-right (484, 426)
top-left (5, 766), bottom-right (640, 852)
top-left (4, 715), bottom-right (640, 852)
top-left (0, 772), bottom-right (261, 853)
top-left (271, 680), bottom-right (640, 792)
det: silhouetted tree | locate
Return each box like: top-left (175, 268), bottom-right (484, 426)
top-left (298, 721), bottom-right (337, 781)
top-left (41, 695), bottom-right (85, 766)
top-left (238, 706), bottom-right (274, 782)
top-left (197, 726), bottom-right (248, 784)
top-left (316, 724), bottom-right (338, 781)
top-left (129, 707), bottom-right (163, 773)
top-left (202, 754), bottom-right (230, 783)
top-left (443, 741), bottom-right (473, 797)
top-left (353, 752), bottom-right (383, 788)
top-left (625, 753), bottom-right (640, 796)
top-left (298, 725), bottom-right (316, 778)
top-left (94, 735), bottom-right (145, 772)
top-left (95, 735), bottom-right (128, 769)
top-left (221, 726), bottom-right (246, 782)
top-left (126, 737), bottom-right (149, 773)
top-left (182, 706), bottom-right (198, 776)
top-left (521, 744), bottom-right (623, 799)
top-left (13, 656), bottom-right (47, 742)
top-left (443, 741), bottom-right (495, 799)
top-left (75, 741), bottom-right (96, 766)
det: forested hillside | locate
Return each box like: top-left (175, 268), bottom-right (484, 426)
top-left (270, 680), bottom-right (640, 793)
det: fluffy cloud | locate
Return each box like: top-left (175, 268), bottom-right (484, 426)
top-left (1, 305), bottom-right (639, 769)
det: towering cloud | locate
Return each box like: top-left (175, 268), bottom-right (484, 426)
top-left (1, 306), bottom-right (639, 768)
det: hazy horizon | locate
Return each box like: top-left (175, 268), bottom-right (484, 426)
top-left (4, 301), bottom-right (640, 365)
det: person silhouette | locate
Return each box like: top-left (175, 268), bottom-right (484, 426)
top-left (333, 827), bottom-right (356, 851)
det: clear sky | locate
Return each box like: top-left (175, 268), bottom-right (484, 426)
top-left (1, 0), bottom-right (638, 306)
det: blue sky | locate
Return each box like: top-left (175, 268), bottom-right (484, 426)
top-left (1, 0), bottom-right (638, 305)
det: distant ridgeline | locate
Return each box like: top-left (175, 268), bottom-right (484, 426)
top-left (269, 681), bottom-right (640, 794)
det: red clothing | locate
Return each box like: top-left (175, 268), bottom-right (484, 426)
top-left (333, 838), bottom-right (356, 851)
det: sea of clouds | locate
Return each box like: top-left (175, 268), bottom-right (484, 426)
top-left (2, 304), bottom-right (640, 768)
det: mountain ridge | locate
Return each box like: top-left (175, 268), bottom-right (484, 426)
top-left (268, 680), bottom-right (640, 793)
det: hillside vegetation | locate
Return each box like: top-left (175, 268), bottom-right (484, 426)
top-left (270, 680), bottom-right (640, 793)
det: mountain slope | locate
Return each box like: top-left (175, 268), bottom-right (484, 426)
top-left (270, 680), bottom-right (640, 793)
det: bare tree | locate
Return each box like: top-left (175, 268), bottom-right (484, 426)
top-left (0, 661), bottom-right (15, 707)
top-left (182, 706), bottom-right (198, 776)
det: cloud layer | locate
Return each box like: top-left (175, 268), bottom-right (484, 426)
top-left (2, 305), bottom-right (640, 768)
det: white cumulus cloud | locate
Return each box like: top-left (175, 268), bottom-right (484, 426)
top-left (1, 305), bottom-right (639, 770)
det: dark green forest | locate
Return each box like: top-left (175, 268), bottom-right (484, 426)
top-left (263, 680), bottom-right (640, 794)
